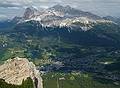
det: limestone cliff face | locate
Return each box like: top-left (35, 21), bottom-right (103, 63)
top-left (0, 57), bottom-right (43, 88)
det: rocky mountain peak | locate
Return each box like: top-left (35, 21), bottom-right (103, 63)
top-left (65, 5), bottom-right (72, 9)
top-left (48, 5), bottom-right (101, 19)
top-left (23, 6), bottom-right (39, 19)
top-left (50, 4), bottom-right (64, 10)
top-left (0, 57), bottom-right (43, 88)
top-left (49, 4), bottom-right (73, 13)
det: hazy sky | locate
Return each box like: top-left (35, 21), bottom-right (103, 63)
top-left (0, 0), bottom-right (120, 20)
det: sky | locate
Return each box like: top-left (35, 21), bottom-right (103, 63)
top-left (0, 0), bottom-right (120, 20)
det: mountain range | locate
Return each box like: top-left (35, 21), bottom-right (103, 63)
top-left (0, 5), bottom-right (120, 47)
top-left (0, 5), bottom-right (115, 30)
top-left (19, 5), bottom-right (112, 31)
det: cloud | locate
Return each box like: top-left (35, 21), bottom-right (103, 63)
top-left (0, 0), bottom-right (120, 19)
top-left (0, 0), bottom-right (33, 8)
top-left (0, 14), bottom-right (7, 18)
top-left (0, 0), bottom-right (120, 7)
top-left (0, 2), bottom-right (21, 8)
top-left (0, 0), bottom-right (62, 8)
top-left (0, 14), bottom-right (7, 20)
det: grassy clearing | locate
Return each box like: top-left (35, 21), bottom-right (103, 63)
top-left (42, 72), bottom-right (120, 88)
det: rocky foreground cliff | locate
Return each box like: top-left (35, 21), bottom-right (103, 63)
top-left (0, 57), bottom-right (43, 88)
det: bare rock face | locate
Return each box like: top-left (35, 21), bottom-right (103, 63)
top-left (0, 57), bottom-right (43, 88)
top-left (23, 7), bottom-right (39, 19)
